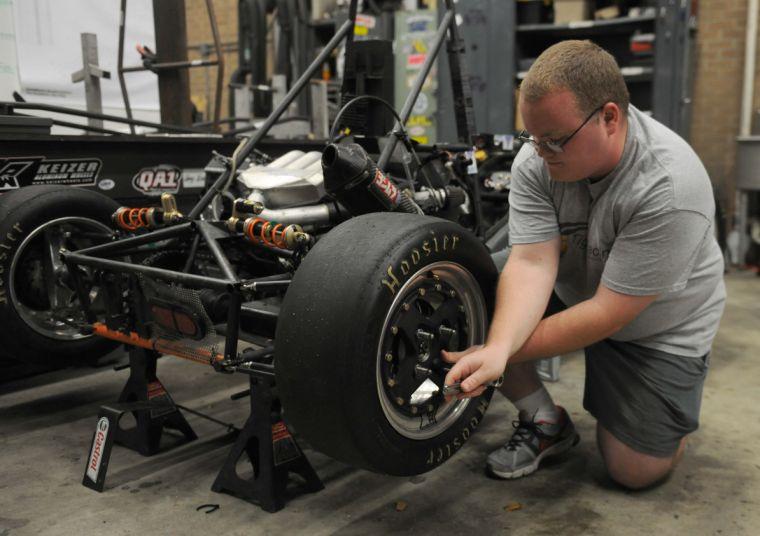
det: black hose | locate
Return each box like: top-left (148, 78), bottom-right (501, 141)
top-left (329, 94), bottom-right (405, 142)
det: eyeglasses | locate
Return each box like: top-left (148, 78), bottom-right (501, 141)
top-left (518, 106), bottom-right (604, 154)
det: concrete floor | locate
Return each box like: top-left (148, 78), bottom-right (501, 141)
top-left (1, 271), bottom-right (758, 535)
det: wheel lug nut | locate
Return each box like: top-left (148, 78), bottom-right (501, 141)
top-left (418, 288), bottom-right (426, 296)
top-left (427, 404), bottom-right (435, 412)
top-left (439, 326), bottom-right (457, 338)
top-left (416, 329), bottom-right (434, 341)
top-left (415, 364), bottom-right (432, 375)
top-left (433, 274), bottom-right (440, 281)
top-left (387, 378), bottom-right (396, 387)
top-left (411, 406), bottom-right (418, 415)
top-left (385, 352), bottom-right (393, 362)
top-left (435, 284), bottom-right (442, 291)
top-left (396, 397), bottom-right (405, 406)
top-left (403, 303), bottom-right (410, 311)
top-left (458, 305), bottom-right (465, 313)
top-left (449, 290), bottom-right (456, 298)
top-left (391, 326), bottom-right (398, 335)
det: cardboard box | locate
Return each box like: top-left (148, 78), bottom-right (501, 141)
top-left (515, 89), bottom-right (525, 132)
top-left (311, 0), bottom-right (339, 20)
top-left (554, 0), bottom-right (592, 23)
top-left (594, 6), bottom-right (620, 20)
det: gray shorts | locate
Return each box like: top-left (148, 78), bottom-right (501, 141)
top-left (544, 293), bottom-right (710, 458)
top-left (583, 339), bottom-right (710, 457)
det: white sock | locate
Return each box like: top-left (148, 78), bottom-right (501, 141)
top-left (513, 385), bottom-right (559, 423)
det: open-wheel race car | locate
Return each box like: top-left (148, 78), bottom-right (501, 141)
top-left (0, 0), bottom-right (514, 479)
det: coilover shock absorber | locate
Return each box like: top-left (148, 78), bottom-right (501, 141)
top-left (112, 193), bottom-right (184, 231)
top-left (226, 198), bottom-right (310, 250)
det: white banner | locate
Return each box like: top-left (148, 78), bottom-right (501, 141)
top-left (13, 0), bottom-right (159, 110)
top-left (0, 0), bottom-right (21, 99)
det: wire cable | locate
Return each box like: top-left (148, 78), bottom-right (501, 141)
top-left (329, 94), bottom-right (403, 142)
top-left (329, 94), bottom-right (443, 209)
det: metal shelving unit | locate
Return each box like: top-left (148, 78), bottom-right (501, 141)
top-left (516, 13), bottom-right (656, 33)
top-left (438, 0), bottom-right (696, 141)
top-left (438, 0), bottom-right (515, 141)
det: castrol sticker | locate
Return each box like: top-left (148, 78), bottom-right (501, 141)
top-left (86, 417), bottom-right (110, 481)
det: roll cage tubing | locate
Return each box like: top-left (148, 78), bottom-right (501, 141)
top-left (59, 0), bottom-right (478, 370)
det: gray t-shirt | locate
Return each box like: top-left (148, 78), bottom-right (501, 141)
top-left (508, 105), bottom-right (726, 357)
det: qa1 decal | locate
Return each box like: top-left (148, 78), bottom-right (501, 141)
top-left (0, 157), bottom-right (102, 191)
top-left (132, 165), bottom-right (182, 196)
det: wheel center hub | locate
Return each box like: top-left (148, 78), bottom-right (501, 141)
top-left (380, 271), bottom-right (469, 416)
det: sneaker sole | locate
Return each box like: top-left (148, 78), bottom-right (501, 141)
top-left (487, 432), bottom-right (580, 480)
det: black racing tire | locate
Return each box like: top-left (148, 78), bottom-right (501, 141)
top-left (275, 213), bottom-right (498, 475)
top-left (0, 185), bottom-right (120, 365)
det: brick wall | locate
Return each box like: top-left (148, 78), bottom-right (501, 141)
top-left (185, 0), bottom-right (239, 123)
top-left (690, 0), bottom-right (759, 220)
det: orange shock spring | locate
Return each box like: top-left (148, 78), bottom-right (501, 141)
top-left (116, 209), bottom-right (128, 230)
top-left (115, 207), bottom-right (152, 231)
top-left (117, 208), bottom-right (136, 231)
top-left (244, 217), bottom-right (264, 243)
top-left (244, 217), bottom-right (289, 249)
top-left (260, 221), bottom-right (275, 247)
top-left (135, 208), bottom-right (150, 228)
top-left (270, 223), bottom-right (287, 249)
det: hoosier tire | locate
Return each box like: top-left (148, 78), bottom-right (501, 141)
top-left (275, 213), bottom-right (498, 475)
top-left (0, 185), bottom-right (120, 365)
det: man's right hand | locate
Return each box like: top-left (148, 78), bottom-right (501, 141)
top-left (440, 239), bottom-right (559, 400)
top-left (442, 344), bottom-right (509, 399)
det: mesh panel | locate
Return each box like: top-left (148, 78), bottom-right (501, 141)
top-left (138, 274), bottom-right (227, 365)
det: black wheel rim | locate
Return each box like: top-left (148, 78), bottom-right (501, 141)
top-left (376, 261), bottom-right (487, 440)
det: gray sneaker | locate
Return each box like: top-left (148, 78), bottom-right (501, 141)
top-left (486, 406), bottom-right (580, 479)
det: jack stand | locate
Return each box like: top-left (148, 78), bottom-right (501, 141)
top-left (82, 346), bottom-right (197, 492)
top-left (115, 346), bottom-right (197, 456)
top-left (211, 375), bottom-right (324, 512)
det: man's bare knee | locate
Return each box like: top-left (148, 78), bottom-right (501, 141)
top-left (606, 457), bottom-right (673, 490)
top-left (596, 424), bottom-right (684, 490)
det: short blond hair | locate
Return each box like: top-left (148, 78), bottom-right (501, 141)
top-left (520, 40), bottom-right (629, 117)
